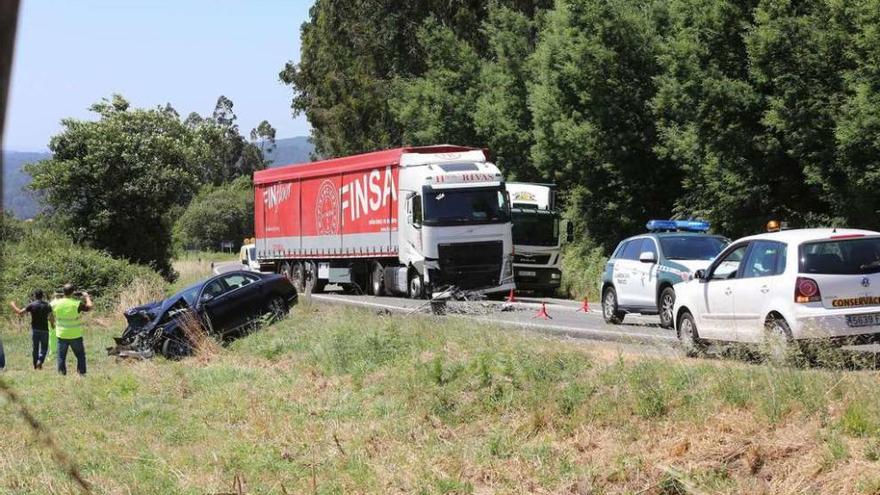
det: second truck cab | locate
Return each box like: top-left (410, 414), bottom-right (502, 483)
top-left (506, 183), bottom-right (567, 295)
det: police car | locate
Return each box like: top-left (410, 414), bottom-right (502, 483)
top-left (673, 228), bottom-right (880, 358)
top-left (601, 220), bottom-right (728, 328)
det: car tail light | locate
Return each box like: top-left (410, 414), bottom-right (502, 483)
top-left (795, 277), bottom-right (821, 303)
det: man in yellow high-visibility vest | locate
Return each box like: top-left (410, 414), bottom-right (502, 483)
top-left (50, 284), bottom-right (93, 375)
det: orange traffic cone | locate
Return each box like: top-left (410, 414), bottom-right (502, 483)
top-left (577, 297), bottom-right (590, 313)
top-left (505, 288), bottom-right (516, 303)
top-left (533, 301), bottom-right (552, 320)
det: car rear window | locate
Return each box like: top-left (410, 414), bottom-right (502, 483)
top-left (659, 236), bottom-right (727, 261)
top-left (799, 237), bottom-right (880, 274)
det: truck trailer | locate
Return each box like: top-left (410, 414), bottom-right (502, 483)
top-left (506, 182), bottom-right (569, 295)
top-left (253, 145), bottom-right (515, 298)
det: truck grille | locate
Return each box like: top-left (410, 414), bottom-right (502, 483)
top-left (437, 241), bottom-right (503, 289)
top-left (514, 253), bottom-right (551, 265)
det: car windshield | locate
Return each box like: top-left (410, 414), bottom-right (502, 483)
top-left (799, 237), bottom-right (880, 274)
top-left (172, 283), bottom-right (201, 307)
top-left (512, 209), bottom-right (558, 246)
top-left (422, 187), bottom-right (509, 225)
top-left (659, 236), bottom-right (727, 260)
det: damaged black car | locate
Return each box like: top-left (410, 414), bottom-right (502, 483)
top-left (110, 270), bottom-right (297, 359)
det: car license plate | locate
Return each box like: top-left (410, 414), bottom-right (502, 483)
top-left (519, 270), bottom-right (537, 277)
top-left (846, 313), bottom-right (880, 328)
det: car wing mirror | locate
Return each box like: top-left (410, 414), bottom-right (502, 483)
top-left (639, 251), bottom-right (657, 263)
top-left (200, 293), bottom-right (214, 303)
top-left (694, 269), bottom-right (707, 282)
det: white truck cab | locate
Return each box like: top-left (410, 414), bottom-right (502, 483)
top-left (397, 150), bottom-right (515, 297)
top-left (506, 183), bottom-right (570, 295)
top-left (240, 241), bottom-right (260, 272)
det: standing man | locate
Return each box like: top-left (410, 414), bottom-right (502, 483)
top-left (50, 284), bottom-right (92, 375)
top-left (9, 289), bottom-right (55, 369)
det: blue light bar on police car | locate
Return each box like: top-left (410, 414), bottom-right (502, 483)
top-left (674, 220), bottom-right (710, 232)
top-left (646, 219), bottom-right (711, 232)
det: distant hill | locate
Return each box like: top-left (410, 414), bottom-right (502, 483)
top-left (2, 136), bottom-right (314, 219)
top-left (3, 150), bottom-right (50, 219)
top-left (264, 136), bottom-right (314, 167)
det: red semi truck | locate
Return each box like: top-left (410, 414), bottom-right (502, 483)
top-left (253, 145), bottom-right (515, 298)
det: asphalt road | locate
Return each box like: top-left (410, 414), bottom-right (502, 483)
top-left (213, 260), bottom-right (678, 350)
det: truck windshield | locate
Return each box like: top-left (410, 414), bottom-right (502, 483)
top-left (512, 209), bottom-right (558, 246)
top-left (659, 236), bottom-right (727, 260)
top-left (422, 187), bottom-right (509, 226)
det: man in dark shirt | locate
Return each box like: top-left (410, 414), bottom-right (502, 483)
top-left (10, 289), bottom-right (56, 369)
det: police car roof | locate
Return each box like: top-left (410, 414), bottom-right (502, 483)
top-left (735, 228), bottom-right (880, 245)
top-left (632, 231), bottom-right (724, 239)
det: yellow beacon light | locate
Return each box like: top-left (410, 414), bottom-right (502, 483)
top-left (766, 220), bottom-right (781, 232)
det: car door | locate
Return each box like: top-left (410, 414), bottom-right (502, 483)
top-left (632, 237), bottom-right (660, 307)
top-left (217, 272), bottom-right (265, 333)
top-left (697, 243), bottom-right (749, 340)
top-left (614, 239), bottom-right (643, 306)
top-left (733, 240), bottom-right (787, 343)
top-left (199, 277), bottom-right (233, 333)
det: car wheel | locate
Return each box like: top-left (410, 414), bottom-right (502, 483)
top-left (602, 287), bottom-right (624, 324)
top-left (266, 296), bottom-right (287, 323)
top-left (291, 262), bottom-right (305, 293)
top-left (371, 262), bottom-right (385, 296)
top-left (408, 270), bottom-right (424, 299)
top-left (763, 316), bottom-right (797, 366)
top-left (161, 336), bottom-right (191, 359)
top-left (677, 310), bottom-right (704, 357)
top-left (659, 287), bottom-right (675, 329)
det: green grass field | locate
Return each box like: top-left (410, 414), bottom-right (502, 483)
top-left (2, 301), bottom-right (880, 494)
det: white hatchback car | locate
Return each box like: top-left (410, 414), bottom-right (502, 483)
top-left (673, 228), bottom-right (880, 356)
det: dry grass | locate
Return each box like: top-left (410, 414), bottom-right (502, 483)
top-left (113, 276), bottom-right (167, 315)
top-left (177, 310), bottom-right (222, 361)
top-left (1, 306), bottom-right (880, 494)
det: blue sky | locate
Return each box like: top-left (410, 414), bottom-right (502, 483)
top-left (5, 0), bottom-right (314, 151)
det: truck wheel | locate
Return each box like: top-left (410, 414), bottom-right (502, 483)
top-left (371, 262), bottom-right (385, 296)
top-left (602, 287), bottom-right (624, 324)
top-left (408, 270), bottom-right (424, 299)
top-left (304, 261), bottom-right (320, 293)
top-left (658, 287), bottom-right (675, 329)
top-left (291, 262), bottom-right (305, 293)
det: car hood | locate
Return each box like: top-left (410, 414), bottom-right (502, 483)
top-left (667, 259), bottom-right (713, 274)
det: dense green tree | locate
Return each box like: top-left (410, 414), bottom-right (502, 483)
top-left (834, 0), bottom-right (880, 228)
top-left (474, 4), bottom-right (546, 181)
top-left (26, 95), bottom-right (200, 278)
top-left (189, 96), bottom-right (269, 185)
top-left (529, 0), bottom-right (677, 249)
top-left (281, 0), bottom-right (546, 158)
top-left (173, 176), bottom-right (254, 252)
top-left (250, 120), bottom-right (277, 157)
top-left (390, 18), bottom-right (483, 147)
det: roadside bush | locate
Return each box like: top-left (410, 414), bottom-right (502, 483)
top-left (560, 186), bottom-right (608, 301)
top-left (173, 176), bottom-right (253, 252)
top-left (0, 222), bottom-right (166, 311)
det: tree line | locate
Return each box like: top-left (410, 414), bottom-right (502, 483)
top-left (283, 0), bottom-right (880, 250)
top-left (26, 95), bottom-right (273, 278)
